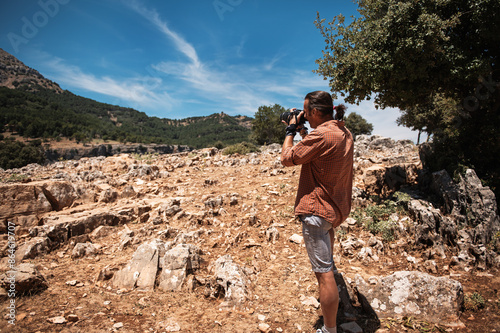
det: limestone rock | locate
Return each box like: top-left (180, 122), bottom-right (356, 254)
top-left (71, 242), bottom-right (98, 258)
top-left (30, 210), bottom-right (127, 246)
top-left (209, 255), bottom-right (250, 307)
top-left (15, 237), bottom-right (51, 262)
top-left (0, 263), bottom-right (48, 295)
top-left (158, 244), bottom-right (201, 291)
top-left (111, 239), bottom-right (163, 291)
top-left (355, 271), bottom-right (463, 324)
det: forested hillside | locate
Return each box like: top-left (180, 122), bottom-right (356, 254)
top-left (0, 86), bottom-right (252, 148)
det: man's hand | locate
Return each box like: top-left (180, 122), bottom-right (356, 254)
top-left (281, 108), bottom-right (305, 126)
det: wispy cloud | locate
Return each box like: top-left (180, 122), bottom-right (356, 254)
top-left (128, 2), bottom-right (201, 68)
top-left (34, 2), bottom-right (336, 118)
top-left (37, 52), bottom-right (174, 111)
top-left (126, 2), bottom-right (327, 115)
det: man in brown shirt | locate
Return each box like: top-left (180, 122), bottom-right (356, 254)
top-left (281, 91), bottom-right (354, 333)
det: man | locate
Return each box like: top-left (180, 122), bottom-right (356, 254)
top-left (281, 91), bottom-right (354, 333)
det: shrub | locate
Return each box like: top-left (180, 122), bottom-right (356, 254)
top-left (350, 194), bottom-right (412, 242)
top-left (464, 292), bottom-right (486, 312)
top-left (222, 142), bottom-right (259, 156)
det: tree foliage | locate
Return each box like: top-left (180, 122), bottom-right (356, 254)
top-left (251, 104), bottom-right (287, 145)
top-left (315, 0), bottom-right (500, 197)
top-left (344, 112), bottom-right (373, 138)
top-left (0, 139), bottom-right (45, 170)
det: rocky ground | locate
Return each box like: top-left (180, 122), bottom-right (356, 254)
top-left (0, 136), bottom-right (499, 333)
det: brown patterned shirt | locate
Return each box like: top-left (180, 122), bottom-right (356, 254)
top-left (281, 120), bottom-right (354, 227)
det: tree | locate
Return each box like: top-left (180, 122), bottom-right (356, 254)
top-left (315, 0), bottom-right (500, 198)
top-left (251, 104), bottom-right (287, 145)
top-left (344, 112), bottom-right (373, 138)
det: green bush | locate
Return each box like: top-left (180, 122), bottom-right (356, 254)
top-left (0, 140), bottom-right (45, 169)
top-left (350, 194), bottom-right (411, 242)
top-left (222, 141), bottom-right (260, 156)
top-left (464, 292), bottom-right (486, 312)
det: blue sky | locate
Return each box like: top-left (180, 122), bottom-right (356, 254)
top-left (0, 0), bottom-right (418, 141)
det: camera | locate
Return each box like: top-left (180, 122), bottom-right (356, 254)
top-left (280, 109), bottom-right (306, 126)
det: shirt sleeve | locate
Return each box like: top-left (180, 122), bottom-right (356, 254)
top-left (281, 130), bottom-right (326, 166)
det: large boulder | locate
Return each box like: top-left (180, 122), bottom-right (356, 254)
top-left (14, 237), bottom-right (51, 262)
top-left (0, 181), bottom-right (77, 231)
top-left (431, 169), bottom-right (500, 245)
top-left (209, 255), bottom-right (250, 308)
top-left (157, 244), bottom-right (201, 291)
top-left (30, 210), bottom-right (128, 247)
top-left (0, 263), bottom-right (48, 295)
top-left (355, 271), bottom-right (463, 325)
top-left (111, 239), bottom-right (164, 291)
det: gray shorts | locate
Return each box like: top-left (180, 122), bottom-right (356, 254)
top-left (300, 214), bottom-right (334, 273)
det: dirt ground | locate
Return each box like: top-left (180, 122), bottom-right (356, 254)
top-left (0, 148), bottom-right (499, 333)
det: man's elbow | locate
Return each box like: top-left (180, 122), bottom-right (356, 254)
top-left (280, 156), bottom-right (293, 167)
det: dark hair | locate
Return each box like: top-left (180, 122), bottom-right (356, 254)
top-left (305, 91), bottom-right (333, 116)
top-left (305, 91), bottom-right (347, 120)
top-left (334, 104), bottom-right (347, 120)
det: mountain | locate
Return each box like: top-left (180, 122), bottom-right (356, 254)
top-left (0, 48), bottom-right (253, 151)
top-left (0, 48), bottom-right (63, 93)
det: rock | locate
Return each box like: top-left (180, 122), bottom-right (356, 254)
top-left (98, 188), bottom-right (118, 203)
top-left (424, 260), bottom-right (438, 274)
top-left (71, 242), bottom-right (98, 258)
top-left (113, 322), bottom-right (124, 329)
top-left (289, 234), bottom-right (303, 244)
top-left (430, 169), bottom-right (500, 247)
top-left (15, 237), bottom-right (51, 262)
top-left (127, 164), bottom-right (159, 179)
top-left (265, 226), bottom-right (279, 243)
top-left (363, 165), bottom-right (387, 196)
top-left (408, 199), bottom-right (448, 246)
top-left (0, 185), bottom-right (52, 229)
top-left (368, 136), bottom-right (395, 150)
top-left (209, 255), bottom-right (250, 307)
top-left (355, 271), bottom-right (463, 324)
top-left (67, 314), bottom-right (79, 322)
top-left (120, 185), bottom-right (136, 198)
top-left (258, 322), bottom-right (271, 332)
top-left (42, 181), bottom-right (77, 210)
top-left (47, 316), bottom-right (66, 324)
top-left (111, 239), bottom-right (163, 291)
top-left (158, 318), bottom-right (181, 332)
top-left (0, 181), bottom-right (77, 230)
top-left (0, 263), bottom-right (48, 295)
top-left (158, 244), bottom-right (201, 291)
top-left (90, 226), bottom-right (115, 240)
top-left (340, 321), bottom-right (363, 333)
top-left (300, 295), bottom-right (320, 308)
top-left (30, 210), bottom-right (128, 246)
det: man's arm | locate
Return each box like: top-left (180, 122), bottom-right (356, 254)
top-left (282, 134), bottom-right (294, 152)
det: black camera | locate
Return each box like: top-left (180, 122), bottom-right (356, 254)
top-left (280, 109), bottom-right (306, 126)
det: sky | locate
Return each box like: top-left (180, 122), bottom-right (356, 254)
top-left (0, 0), bottom-right (418, 142)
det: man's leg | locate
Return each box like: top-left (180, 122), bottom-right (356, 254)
top-left (316, 269), bottom-right (339, 330)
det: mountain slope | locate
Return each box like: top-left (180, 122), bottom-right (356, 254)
top-left (0, 49), bottom-right (253, 149)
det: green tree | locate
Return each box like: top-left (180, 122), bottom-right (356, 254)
top-left (251, 104), bottom-right (287, 145)
top-left (344, 112), bottom-right (373, 138)
top-left (315, 0), bottom-right (500, 197)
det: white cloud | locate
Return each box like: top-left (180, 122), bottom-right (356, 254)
top-left (128, 2), bottom-right (201, 68)
top-left (127, 2), bottom-right (332, 116)
top-left (346, 98), bottom-right (418, 142)
top-left (35, 52), bottom-right (175, 112)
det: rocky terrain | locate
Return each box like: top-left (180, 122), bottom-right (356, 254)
top-left (0, 135), bottom-right (499, 333)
